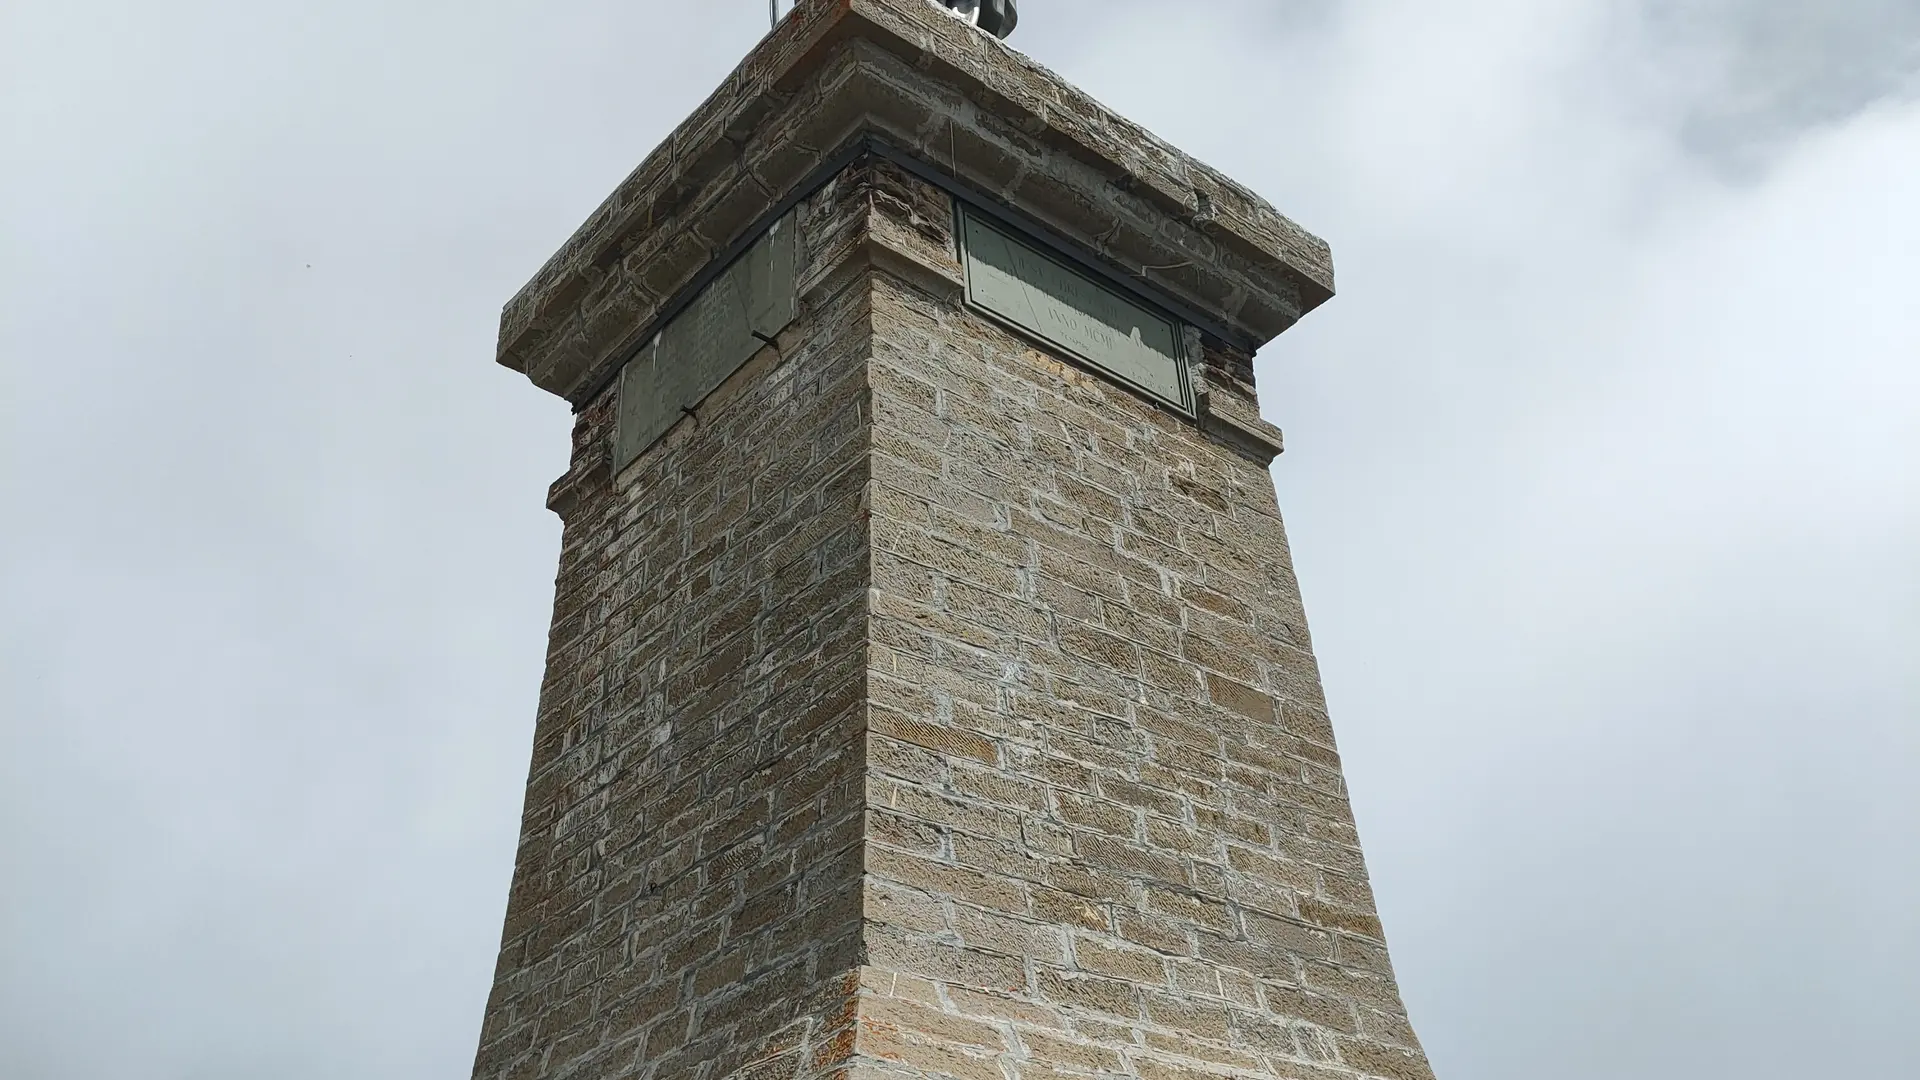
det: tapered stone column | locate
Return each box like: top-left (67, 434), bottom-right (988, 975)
top-left (471, 4), bottom-right (1437, 1080)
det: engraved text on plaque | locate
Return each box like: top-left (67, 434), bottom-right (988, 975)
top-left (959, 208), bottom-right (1191, 414)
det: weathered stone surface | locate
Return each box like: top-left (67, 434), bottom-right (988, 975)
top-left (473, 7), bottom-right (1434, 1079)
top-left (497, 0), bottom-right (1332, 406)
top-left (472, 151), bottom-right (1434, 1080)
top-left (471, 202), bottom-right (877, 1080)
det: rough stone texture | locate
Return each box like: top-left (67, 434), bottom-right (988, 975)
top-left (474, 6), bottom-right (1436, 1079)
top-left (496, 0), bottom-right (1333, 407)
top-left (473, 151), bottom-right (1436, 1080)
top-left (470, 189), bottom-right (879, 1080)
top-left (849, 160), bottom-right (1434, 1080)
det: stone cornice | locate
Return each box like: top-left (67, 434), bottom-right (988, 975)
top-left (499, 0), bottom-right (1334, 404)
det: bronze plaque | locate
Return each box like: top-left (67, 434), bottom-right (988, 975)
top-left (616, 212), bottom-right (798, 470)
top-left (960, 208), bottom-right (1191, 414)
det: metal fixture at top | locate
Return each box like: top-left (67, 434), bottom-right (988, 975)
top-left (928, 0), bottom-right (1019, 39)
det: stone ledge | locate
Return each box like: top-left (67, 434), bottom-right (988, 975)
top-left (543, 443), bottom-right (610, 521)
top-left (499, 0), bottom-right (1334, 405)
top-left (1197, 389), bottom-right (1287, 465)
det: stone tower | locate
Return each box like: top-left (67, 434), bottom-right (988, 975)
top-left (470, 3), bottom-right (1437, 1080)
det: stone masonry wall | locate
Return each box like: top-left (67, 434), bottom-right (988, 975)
top-left (850, 164), bottom-right (1437, 1080)
top-left (473, 153), bottom-right (1434, 1080)
top-left (469, 182), bottom-right (880, 1080)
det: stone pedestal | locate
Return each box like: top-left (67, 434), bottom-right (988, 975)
top-left (471, 4), bottom-right (1436, 1080)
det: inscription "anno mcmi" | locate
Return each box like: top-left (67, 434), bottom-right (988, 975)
top-left (959, 208), bottom-right (1191, 414)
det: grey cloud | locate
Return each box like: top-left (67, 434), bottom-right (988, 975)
top-left (1644, 0), bottom-right (1920, 169)
top-left (3, 2), bottom-right (1916, 1079)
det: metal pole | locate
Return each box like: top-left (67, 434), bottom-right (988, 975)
top-left (770, 0), bottom-right (779, 29)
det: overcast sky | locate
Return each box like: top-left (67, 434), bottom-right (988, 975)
top-left (2, 1), bottom-right (1915, 1077)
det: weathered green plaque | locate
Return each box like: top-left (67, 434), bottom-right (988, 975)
top-left (959, 208), bottom-right (1191, 414)
top-left (616, 212), bottom-right (798, 470)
